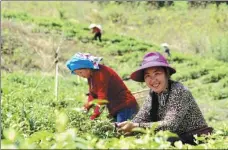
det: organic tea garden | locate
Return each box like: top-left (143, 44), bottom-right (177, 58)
top-left (1, 1), bottom-right (228, 149)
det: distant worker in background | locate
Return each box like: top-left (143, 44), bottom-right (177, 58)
top-left (89, 23), bottom-right (102, 42)
top-left (161, 43), bottom-right (171, 57)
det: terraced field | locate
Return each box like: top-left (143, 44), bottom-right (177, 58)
top-left (1, 1), bottom-right (228, 149)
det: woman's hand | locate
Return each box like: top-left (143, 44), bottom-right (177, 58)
top-left (117, 121), bottom-right (139, 135)
top-left (84, 101), bottom-right (93, 111)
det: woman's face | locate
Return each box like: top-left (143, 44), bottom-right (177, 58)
top-left (74, 69), bottom-right (92, 79)
top-left (144, 67), bottom-right (168, 94)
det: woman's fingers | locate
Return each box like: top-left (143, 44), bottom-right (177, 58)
top-left (117, 121), bottom-right (134, 133)
top-left (117, 121), bottom-right (128, 127)
top-left (124, 132), bottom-right (132, 136)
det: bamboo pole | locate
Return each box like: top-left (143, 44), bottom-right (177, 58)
top-left (54, 32), bottom-right (64, 101)
top-left (54, 47), bottom-right (59, 101)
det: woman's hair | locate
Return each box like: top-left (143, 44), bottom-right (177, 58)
top-left (162, 67), bottom-right (171, 79)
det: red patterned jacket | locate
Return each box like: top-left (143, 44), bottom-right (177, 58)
top-left (86, 64), bottom-right (138, 119)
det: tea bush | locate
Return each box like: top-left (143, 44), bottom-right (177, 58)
top-left (1, 2), bottom-right (228, 148)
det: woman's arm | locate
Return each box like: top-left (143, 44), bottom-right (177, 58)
top-left (94, 71), bottom-right (109, 100)
top-left (132, 95), bottom-right (152, 124)
top-left (119, 88), bottom-right (193, 133)
top-left (155, 88), bottom-right (192, 132)
top-left (135, 88), bottom-right (193, 130)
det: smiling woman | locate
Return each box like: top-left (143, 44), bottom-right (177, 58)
top-left (144, 67), bottom-right (168, 94)
top-left (117, 52), bottom-right (213, 145)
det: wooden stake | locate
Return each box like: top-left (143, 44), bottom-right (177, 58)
top-left (54, 33), bottom-right (64, 101)
top-left (54, 48), bottom-right (59, 101)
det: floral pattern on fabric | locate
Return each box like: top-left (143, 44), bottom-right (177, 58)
top-left (132, 80), bottom-right (208, 135)
top-left (73, 52), bottom-right (103, 69)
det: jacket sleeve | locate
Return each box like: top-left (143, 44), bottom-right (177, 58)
top-left (88, 70), bottom-right (109, 119)
top-left (135, 88), bottom-right (193, 131)
top-left (132, 95), bottom-right (152, 124)
top-left (90, 106), bottom-right (101, 120)
top-left (94, 70), bottom-right (109, 100)
top-left (88, 94), bottom-right (93, 102)
top-left (155, 88), bottom-right (192, 132)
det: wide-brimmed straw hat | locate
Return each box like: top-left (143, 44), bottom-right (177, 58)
top-left (130, 52), bottom-right (176, 82)
top-left (161, 43), bottom-right (169, 47)
top-left (89, 23), bottom-right (102, 30)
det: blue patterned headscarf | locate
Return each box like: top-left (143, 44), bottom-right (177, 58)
top-left (66, 52), bottom-right (103, 74)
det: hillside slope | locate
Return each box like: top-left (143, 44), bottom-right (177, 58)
top-left (1, 2), bottom-right (228, 149)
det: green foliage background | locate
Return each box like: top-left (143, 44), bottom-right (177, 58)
top-left (1, 1), bottom-right (228, 149)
